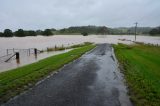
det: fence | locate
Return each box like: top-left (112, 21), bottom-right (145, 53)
top-left (6, 48), bottom-right (41, 56)
top-left (0, 48), bottom-right (41, 63)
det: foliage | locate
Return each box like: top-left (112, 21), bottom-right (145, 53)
top-left (0, 25), bottom-right (156, 37)
top-left (81, 32), bottom-right (88, 36)
top-left (0, 32), bottom-right (3, 37)
top-left (24, 30), bottom-right (37, 36)
top-left (56, 26), bottom-right (153, 35)
top-left (57, 25), bottom-right (109, 35)
top-left (46, 42), bottom-right (93, 52)
top-left (47, 45), bottom-right (65, 52)
top-left (3, 29), bottom-right (13, 37)
top-left (97, 26), bottom-right (108, 34)
top-left (36, 30), bottom-right (43, 35)
top-left (14, 29), bottom-right (25, 37)
top-left (69, 42), bottom-right (93, 48)
top-left (149, 27), bottom-right (160, 35)
top-left (43, 29), bottom-right (53, 36)
top-left (114, 44), bottom-right (160, 106)
top-left (0, 28), bottom-right (54, 37)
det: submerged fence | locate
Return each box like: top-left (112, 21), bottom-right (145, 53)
top-left (0, 48), bottom-right (41, 63)
top-left (0, 54), bottom-right (14, 63)
top-left (6, 48), bottom-right (41, 56)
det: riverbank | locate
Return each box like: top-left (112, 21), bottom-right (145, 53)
top-left (114, 44), bottom-right (160, 106)
top-left (0, 44), bottom-right (95, 104)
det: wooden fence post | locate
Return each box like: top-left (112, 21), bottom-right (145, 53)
top-left (15, 52), bottom-right (20, 60)
top-left (6, 49), bottom-right (8, 55)
top-left (34, 48), bottom-right (37, 55)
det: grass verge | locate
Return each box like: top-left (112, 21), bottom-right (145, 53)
top-left (46, 42), bottom-right (93, 52)
top-left (0, 44), bottom-right (96, 104)
top-left (113, 43), bottom-right (160, 106)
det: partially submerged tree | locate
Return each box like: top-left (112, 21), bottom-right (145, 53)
top-left (3, 29), bottom-right (13, 37)
top-left (81, 32), bottom-right (88, 36)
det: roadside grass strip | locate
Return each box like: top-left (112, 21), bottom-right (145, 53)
top-left (114, 44), bottom-right (160, 106)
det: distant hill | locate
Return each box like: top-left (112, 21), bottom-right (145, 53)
top-left (56, 25), bottom-right (109, 35)
top-left (112, 27), bottom-right (152, 35)
top-left (55, 25), bottom-right (153, 35)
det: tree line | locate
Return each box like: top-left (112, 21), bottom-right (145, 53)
top-left (58, 26), bottom-right (109, 35)
top-left (57, 26), bottom-right (159, 35)
top-left (149, 27), bottom-right (160, 35)
top-left (0, 26), bottom-right (159, 37)
top-left (0, 29), bottom-right (55, 37)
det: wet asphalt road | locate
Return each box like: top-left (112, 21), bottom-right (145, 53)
top-left (4, 44), bottom-right (132, 106)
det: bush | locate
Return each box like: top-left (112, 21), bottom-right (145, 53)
top-left (3, 29), bottom-right (13, 37)
top-left (81, 32), bottom-right (88, 36)
top-left (43, 29), bottom-right (53, 36)
top-left (14, 29), bottom-right (25, 37)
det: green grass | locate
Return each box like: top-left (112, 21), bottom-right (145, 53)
top-left (69, 42), bottom-right (93, 48)
top-left (0, 44), bottom-right (95, 104)
top-left (113, 43), bottom-right (160, 106)
top-left (46, 42), bottom-right (93, 52)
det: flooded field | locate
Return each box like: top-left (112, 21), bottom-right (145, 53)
top-left (0, 49), bottom-right (71, 72)
top-left (0, 35), bottom-right (160, 72)
top-left (0, 35), bottom-right (160, 51)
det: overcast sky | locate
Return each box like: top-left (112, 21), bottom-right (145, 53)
top-left (0, 0), bottom-right (160, 31)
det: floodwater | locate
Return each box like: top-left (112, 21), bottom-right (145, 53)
top-left (0, 35), bottom-right (160, 72)
top-left (0, 49), bottom-right (71, 72)
top-left (0, 35), bottom-right (159, 51)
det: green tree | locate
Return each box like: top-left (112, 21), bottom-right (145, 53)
top-left (97, 26), bottom-right (108, 35)
top-left (43, 29), bottom-right (53, 36)
top-left (51, 28), bottom-right (56, 31)
top-left (3, 29), bottom-right (13, 37)
top-left (59, 28), bottom-right (66, 33)
top-left (15, 29), bottom-right (25, 37)
top-left (0, 32), bottom-right (3, 37)
top-left (36, 30), bottom-right (43, 35)
top-left (24, 30), bottom-right (36, 36)
top-left (29, 31), bottom-right (36, 36)
top-left (149, 27), bottom-right (160, 35)
top-left (81, 32), bottom-right (88, 36)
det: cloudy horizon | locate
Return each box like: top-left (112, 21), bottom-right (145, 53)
top-left (0, 0), bottom-right (160, 31)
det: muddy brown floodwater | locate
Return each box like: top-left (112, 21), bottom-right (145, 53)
top-left (0, 49), bottom-right (71, 72)
top-left (0, 35), bottom-right (159, 72)
top-left (3, 44), bottom-right (133, 106)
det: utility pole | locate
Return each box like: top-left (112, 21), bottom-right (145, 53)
top-left (134, 22), bottom-right (138, 41)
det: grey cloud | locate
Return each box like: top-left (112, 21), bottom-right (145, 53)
top-left (0, 0), bottom-right (160, 31)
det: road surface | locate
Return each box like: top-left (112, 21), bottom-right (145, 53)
top-left (4, 44), bottom-right (132, 106)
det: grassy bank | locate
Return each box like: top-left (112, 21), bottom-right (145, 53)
top-left (114, 44), bottom-right (160, 106)
top-left (46, 42), bottom-right (92, 52)
top-left (0, 44), bottom-right (95, 104)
